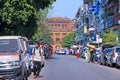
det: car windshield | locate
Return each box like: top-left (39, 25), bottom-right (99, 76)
top-left (116, 48), bottom-right (120, 53)
top-left (0, 39), bottom-right (18, 52)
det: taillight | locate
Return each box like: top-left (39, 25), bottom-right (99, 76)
top-left (112, 53), bottom-right (115, 58)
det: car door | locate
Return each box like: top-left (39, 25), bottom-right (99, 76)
top-left (19, 38), bottom-right (27, 68)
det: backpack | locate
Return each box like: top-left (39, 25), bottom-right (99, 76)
top-left (33, 47), bottom-right (45, 67)
top-left (33, 47), bottom-right (42, 56)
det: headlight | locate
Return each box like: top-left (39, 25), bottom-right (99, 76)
top-left (11, 61), bottom-right (20, 66)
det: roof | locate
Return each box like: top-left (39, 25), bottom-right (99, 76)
top-left (112, 46), bottom-right (120, 48)
top-left (46, 17), bottom-right (71, 23)
top-left (0, 36), bottom-right (22, 39)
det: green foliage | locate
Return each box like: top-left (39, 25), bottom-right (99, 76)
top-left (0, 0), bottom-right (55, 39)
top-left (61, 33), bottom-right (75, 48)
top-left (32, 8), bottom-right (53, 44)
top-left (103, 30), bottom-right (119, 45)
top-left (0, 0), bottom-right (35, 25)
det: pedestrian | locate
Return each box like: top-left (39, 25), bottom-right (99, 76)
top-left (32, 41), bottom-right (43, 78)
top-left (69, 48), bottom-right (72, 55)
top-left (43, 45), bottom-right (47, 59)
top-left (86, 48), bottom-right (91, 63)
top-left (76, 47), bottom-right (80, 59)
top-left (90, 48), bottom-right (95, 63)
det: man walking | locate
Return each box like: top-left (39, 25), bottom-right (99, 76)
top-left (32, 41), bottom-right (43, 78)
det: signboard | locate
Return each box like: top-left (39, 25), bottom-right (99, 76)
top-left (107, 17), bottom-right (113, 27)
top-left (88, 6), bottom-right (96, 12)
top-left (84, 26), bottom-right (87, 34)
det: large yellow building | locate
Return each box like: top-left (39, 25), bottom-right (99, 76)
top-left (46, 17), bottom-right (75, 49)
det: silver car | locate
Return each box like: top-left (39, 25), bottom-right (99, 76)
top-left (0, 36), bottom-right (28, 80)
top-left (107, 46), bottom-right (120, 67)
top-left (116, 54), bottom-right (120, 68)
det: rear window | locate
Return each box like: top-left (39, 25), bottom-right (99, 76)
top-left (104, 48), bottom-right (111, 54)
top-left (116, 48), bottom-right (120, 53)
top-left (0, 39), bottom-right (19, 52)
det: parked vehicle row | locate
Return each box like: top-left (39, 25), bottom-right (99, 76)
top-left (99, 46), bottom-right (120, 69)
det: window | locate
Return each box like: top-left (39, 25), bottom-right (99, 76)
top-left (63, 33), bottom-right (67, 36)
top-left (116, 48), bottom-right (120, 53)
top-left (0, 39), bottom-right (18, 52)
top-left (51, 24), bottom-right (53, 26)
top-left (56, 37), bottom-right (60, 43)
top-left (55, 24), bottom-right (57, 26)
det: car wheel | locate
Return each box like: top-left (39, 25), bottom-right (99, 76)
top-left (116, 65), bottom-right (120, 69)
top-left (99, 61), bottom-right (102, 65)
top-left (112, 63), bottom-right (116, 67)
top-left (106, 62), bottom-right (109, 66)
top-left (27, 70), bottom-right (30, 77)
top-left (23, 73), bottom-right (28, 80)
top-left (109, 63), bottom-right (113, 67)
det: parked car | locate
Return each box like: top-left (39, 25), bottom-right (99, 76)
top-left (95, 48), bottom-right (101, 63)
top-left (107, 46), bottom-right (120, 67)
top-left (28, 44), bottom-right (35, 71)
top-left (0, 36), bottom-right (28, 80)
top-left (116, 54), bottom-right (120, 68)
top-left (99, 48), bottom-right (112, 65)
top-left (55, 49), bottom-right (65, 55)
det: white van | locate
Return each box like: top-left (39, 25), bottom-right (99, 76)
top-left (0, 36), bottom-right (28, 80)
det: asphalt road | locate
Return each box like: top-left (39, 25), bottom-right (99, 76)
top-left (28, 55), bottom-right (120, 80)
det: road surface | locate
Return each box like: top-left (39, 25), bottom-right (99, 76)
top-left (28, 55), bottom-right (120, 80)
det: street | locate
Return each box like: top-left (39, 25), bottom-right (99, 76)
top-left (28, 55), bottom-right (120, 80)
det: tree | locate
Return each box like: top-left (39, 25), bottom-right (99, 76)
top-left (0, 0), bottom-right (55, 39)
top-left (103, 30), bottom-right (119, 45)
top-left (32, 8), bottom-right (53, 44)
top-left (61, 33), bottom-right (75, 48)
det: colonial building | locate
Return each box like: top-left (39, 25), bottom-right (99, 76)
top-left (46, 17), bottom-right (75, 49)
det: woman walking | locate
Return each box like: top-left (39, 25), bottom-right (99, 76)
top-left (76, 48), bottom-right (80, 59)
top-left (86, 48), bottom-right (91, 63)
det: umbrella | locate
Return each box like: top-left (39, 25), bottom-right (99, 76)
top-left (87, 45), bottom-right (96, 49)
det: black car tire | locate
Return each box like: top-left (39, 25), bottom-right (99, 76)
top-left (22, 73), bottom-right (28, 80)
top-left (27, 66), bottom-right (32, 77)
top-left (27, 70), bottom-right (30, 77)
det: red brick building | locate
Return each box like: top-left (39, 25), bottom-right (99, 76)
top-left (46, 17), bottom-right (75, 49)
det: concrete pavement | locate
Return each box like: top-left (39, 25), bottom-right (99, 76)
top-left (28, 55), bottom-right (120, 80)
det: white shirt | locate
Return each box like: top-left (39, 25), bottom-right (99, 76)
top-left (32, 47), bottom-right (43, 61)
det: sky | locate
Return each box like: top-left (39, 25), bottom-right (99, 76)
top-left (48, 0), bottom-right (83, 19)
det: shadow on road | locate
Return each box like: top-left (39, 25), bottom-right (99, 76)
top-left (49, 57), bottom-right (61, 60)
top-left (39, 75), bottom-right (44, 77)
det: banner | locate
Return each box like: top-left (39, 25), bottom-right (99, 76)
top-left (84, 26), bottom-right (87, 34)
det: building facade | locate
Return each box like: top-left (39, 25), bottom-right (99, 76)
top-left (75, 0), bottom-right (120, 47)
top-left (46, 17), bottom-right (75, 49)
